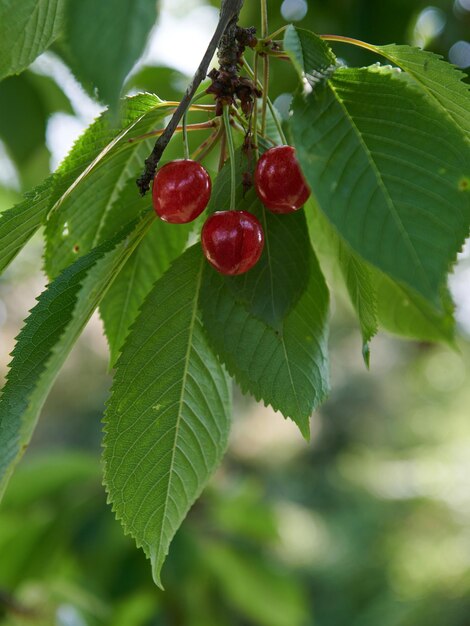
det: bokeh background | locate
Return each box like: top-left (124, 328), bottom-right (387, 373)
top-left (1, 0), bottom-right (470, 624)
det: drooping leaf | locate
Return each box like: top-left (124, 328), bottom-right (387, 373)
top-left (45, 95), bottom-right (173, 278)
top-left (371, 270), bottom-right (455, 344)
top-left (200, 248), bottom-right (330, 438)
top-left (287, 30), bottom-right (470, 307)
top-left (104, 245), bottom-right (232, 588)
top-left (0, 212), bottom-right (153, 499)
top-left (100, 181), bottom-right (191, 365)
top-left (376, 44), bottom-right (470, 142)
top-left (0, 0), bottom-right (64, 81)
top-left (306, 201), bottom-right (454, 347)
top-left (63, 0), bottom-right (159, 105)
top-left (306, 200), bottom-right (378, 366)
top-left (208, 152), bottom-right (311, 328)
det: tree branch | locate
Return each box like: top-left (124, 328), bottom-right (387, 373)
top-left (136, 0), bottom-right (244, 195)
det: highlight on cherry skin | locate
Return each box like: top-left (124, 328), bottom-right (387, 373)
top-left (152, 159), bottom-right (212, 224)
top-left (201, 210), bottom-right (265, 276)
top-left (255, 145), bottom-right (311, 214)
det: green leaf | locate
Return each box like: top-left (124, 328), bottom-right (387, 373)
top-left (307, 198), bottom-right (454, 351)
top-left (0, 179), bottom-right (53, 275)
top-left (103, 245), bottom-right (232, 588)
top-left (371, 270), bottom-right (455, 344)
top-left (306, 200), bottom-right (378, 366)
top-left (0, 212), bottom-right (153, 499)
top-left (0, 95), bottom-right (167, 279)
top-left (200, 248), bottom-right (329, 438)
top-left (284, 25), bottom-right (338, 86)
top-left (227, 199), bottom-right (311, 328)
top-left (63, 0), bottom-right (159, 104)
top-left (0, 0), bottom-right (64, 80)
top-left (0, 72), bottom-right (72, 165)
top-left (208, 153), bottom-right (311, 328)
top-left (288, 44), bottom-right (470, 306)
top-left (45, 95), bottom-right (173, 278)
top-left (100, 183), bottom-right (191, 365)
top-left (376, 45), bottom-right (470, 142)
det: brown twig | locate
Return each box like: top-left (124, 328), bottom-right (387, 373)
top-left (136, 0), bottom-right (245, 195)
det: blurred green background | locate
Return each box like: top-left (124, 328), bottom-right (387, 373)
top-left (1, 0), bottom-right (470, 624)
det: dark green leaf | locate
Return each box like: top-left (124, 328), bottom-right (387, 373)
top-left (376, 44), bottom-right (470, 142)
top-left (0, 0), bottom-right (64, 80)
top-left (289, 59), bottom-right (470, 306)
top-left (64, 0), bottom-right (159, 104)
top-left (200, 248), bottom-right (329, 438)
top-left (209, 154), bottom-right (311, 328)
top-left (104, 245), bottom-right (232, 588)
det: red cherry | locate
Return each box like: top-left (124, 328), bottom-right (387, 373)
top-left (152, 159), bottom-right (211, 224)
top-left (255, 145), bottom-right (311, 214)
top-left (201, 211), bottom-right (265, 276)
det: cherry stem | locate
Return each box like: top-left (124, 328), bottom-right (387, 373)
top-left (266, 25), bottom-right (287, 40)
top-left (218, 128), bottom-right (228, 172)
top-left (192, 125), bottom-right (223, 161)
top-left (127, 121), bottom-right (217, 144)
top-left (252, 52), bottom-right (260, 157)
top-left (182, 92), bottom-right (211, 159)
top-left (136, 0), bottom-right (245, 195)
top-left (243, 59), bottom-right (287, 145)
top-left (182, 112), bottom-right (190, 159)
top-left (319, 34), bottom-right (379, 54)
top-left (260, 0), bottom-right (268, 38)
top-left (261, 55), bottom-right (269, 135)
top-left (223, 106), bottom-right (237, 211)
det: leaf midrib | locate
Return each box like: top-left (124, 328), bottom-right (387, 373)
top-left (154, 257), bottom-right (204, 565)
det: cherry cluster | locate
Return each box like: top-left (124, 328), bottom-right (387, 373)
top-left (152, 145), bottom-right (311, 276)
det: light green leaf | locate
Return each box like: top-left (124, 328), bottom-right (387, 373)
top-left (288, 37), bottom-right (470, 306)
top-left (371, 270), bottom-right (455, 344)
top-left (45, 95), bottom-right (173, 278)
top-left (64, 0), bottom-right (159, 104)
top-left (103, 245), bottom-right (231, 588)
top-left (100, 182), bottom-right (191, 365)
top-left (306, 200), bottom-right (378, 365)
top-left (0, 179), bottom-right (53, 274)
top-left (0, 0), bottom-right (64, 80)
top-left (200, 248), bottom-right (329, 438)
top-left (0, 95), bottom-right (168, 278)
top-left (0, 212), bottom-right (153, 499)
top-left (376, 44), bottom-right (470, 142)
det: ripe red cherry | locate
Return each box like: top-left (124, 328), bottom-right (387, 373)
top-left (201, 211), bottom-right (264, 276)
top-left (152, 159), bottom-right (211, 224)
top-left (255, 145), bottom-right (311, 214)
